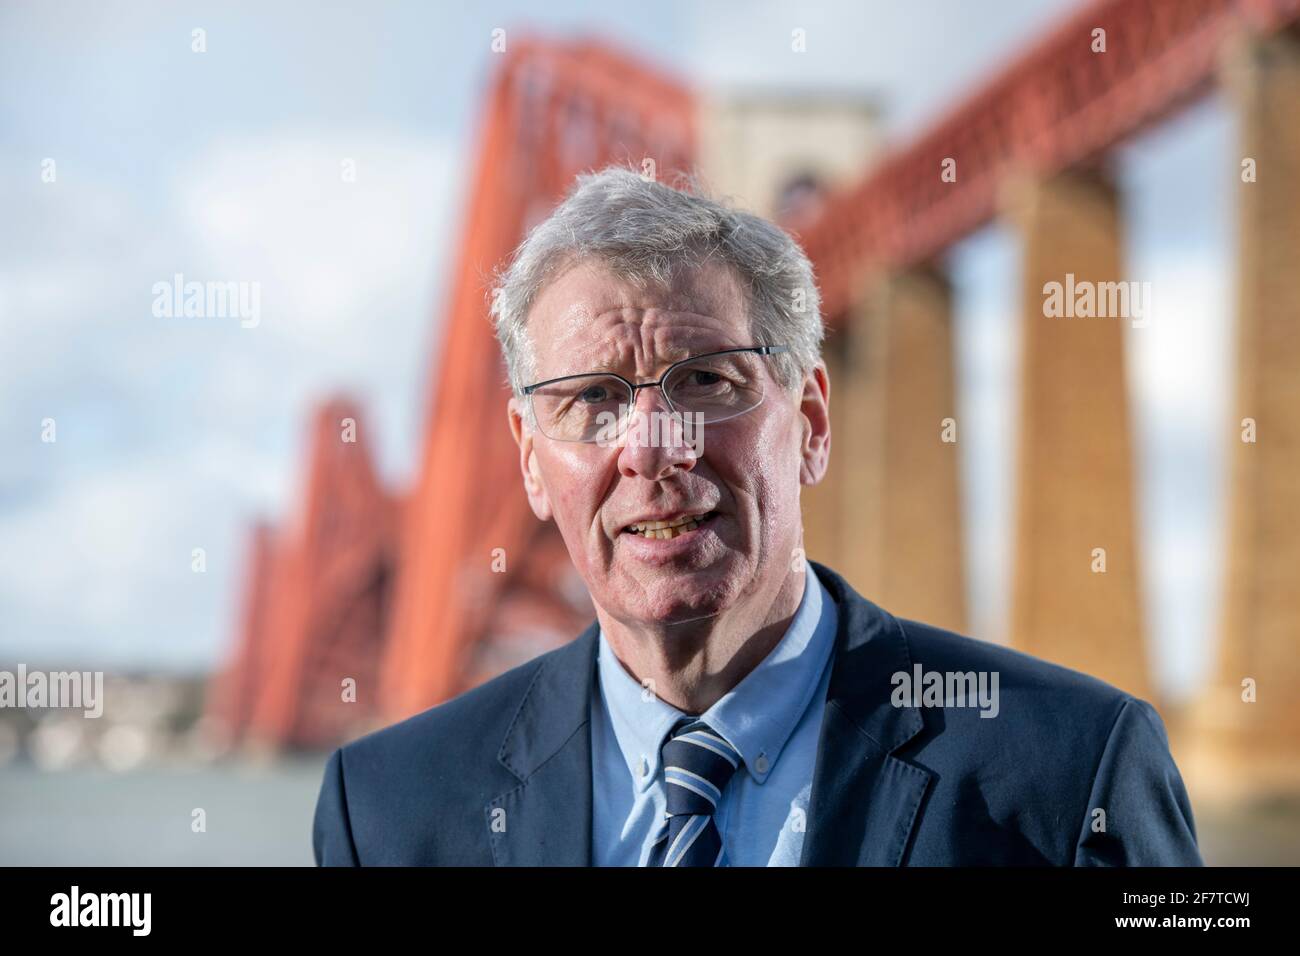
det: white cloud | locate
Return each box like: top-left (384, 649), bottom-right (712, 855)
top-left (0, 132), bottom-right (458, 670)
top-left (1126, 255), bottom-right (1232, 426)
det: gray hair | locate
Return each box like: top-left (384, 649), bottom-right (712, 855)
top-left (488, 164), bottom-right (824, 398)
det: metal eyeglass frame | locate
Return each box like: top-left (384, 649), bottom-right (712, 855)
top-left (521, 345), bottom-right (791, 443)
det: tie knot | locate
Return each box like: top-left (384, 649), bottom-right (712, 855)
top-left (660, 718), bottom-right (743, 816)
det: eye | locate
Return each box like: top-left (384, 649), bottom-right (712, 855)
top-left (676, 367), bottom-right (734, 393)
top-left (687, 370), bottom-right (723, 387)
top-left (578, 384), bottom-right (612, 403)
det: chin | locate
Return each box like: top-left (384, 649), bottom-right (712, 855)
top-left (616, 559), bottom-right (744, 625)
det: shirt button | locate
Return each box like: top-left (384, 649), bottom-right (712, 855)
top-left (637, 755), bottom-right (649, 778)
top-left (755, 753), bottom-right (769, 774)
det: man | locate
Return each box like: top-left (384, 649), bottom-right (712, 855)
top-left (313, 165), bottom-right (1203, 866)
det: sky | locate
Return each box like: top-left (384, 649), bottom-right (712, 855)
top-left (0, 0), bottom-right (1235, 702)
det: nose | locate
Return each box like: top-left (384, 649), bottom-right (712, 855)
top-left (615, 383), bottom-right (700, 480)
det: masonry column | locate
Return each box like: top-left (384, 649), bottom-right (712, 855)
top-left (1189, 29), bottom-right (1300, 802)
top-left (832, 267), bottom-right (966, 634)
top-left (1004, 170), bottom-right (1150, 700)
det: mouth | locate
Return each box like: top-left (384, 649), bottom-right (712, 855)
top-left (622, 511), bottom-right (718, 540)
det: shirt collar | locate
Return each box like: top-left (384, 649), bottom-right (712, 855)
top-left (596, 565), bottom-right (838, 789)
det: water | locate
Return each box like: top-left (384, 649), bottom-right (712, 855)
top-left (0, 757), bottom-right (328, 865)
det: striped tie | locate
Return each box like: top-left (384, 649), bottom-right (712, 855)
top-left (646, 717), bottom-right (743, 867)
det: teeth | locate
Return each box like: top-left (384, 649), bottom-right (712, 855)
top-left (638, 515), bottom-right (693, 531)
top-left (628, 512), bottom-right (711, 538)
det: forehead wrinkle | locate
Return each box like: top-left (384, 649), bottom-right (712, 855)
top-left (579, 313), bottom-right (746, 379)
top-left (559, 313), bottom-right (641, 373)
top-left (533, 259), bottom-right (750, 378)
top-left (562, 307), bottom-right (715, 361)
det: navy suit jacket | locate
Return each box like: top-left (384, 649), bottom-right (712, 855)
top-left (313, 561), bottom-right (1203, 866)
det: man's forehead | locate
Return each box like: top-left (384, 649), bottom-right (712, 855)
top-left (529, 258), bottom-right (748, 366)
top-left (547, 251), bottom-right (739, 303)
top-left (582, 329), bottom-right (721, 371)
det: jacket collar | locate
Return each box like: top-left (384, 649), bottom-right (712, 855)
top-left (486, 620), bottom-right (599, 866)
top-left (485, 560), bottom-right (933, 866)
top-left (797, 561), bottom-right (932, 865)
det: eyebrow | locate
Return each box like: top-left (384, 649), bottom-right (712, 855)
top-left (583, 343), bottom-right (718, 376)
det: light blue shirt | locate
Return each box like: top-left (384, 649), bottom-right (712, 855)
top-left (590, 565), bottom-right (839, 866)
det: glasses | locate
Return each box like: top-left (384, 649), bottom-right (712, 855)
top-left (522, 345), bottom-right (790, 443)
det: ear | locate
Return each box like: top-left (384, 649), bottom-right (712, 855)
top-left (797, 362), bottom-right (831, 486)
top-left (508, 396), bottom-right (554, 521)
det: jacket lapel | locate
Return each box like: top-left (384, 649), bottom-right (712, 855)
top-left (486, 622), bottom-right (599, 866)
top-left (799, 562), bottom-right (934, 866)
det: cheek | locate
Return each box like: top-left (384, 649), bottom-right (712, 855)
top-left (712, 415), bottom-right (803, 529)
top-left (539, 447), bottom-right (614, 541)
